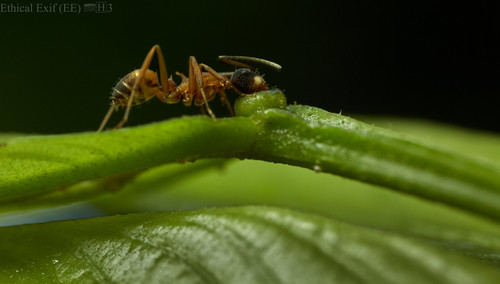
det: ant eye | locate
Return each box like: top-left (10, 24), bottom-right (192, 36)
top-left (230, 68), bottom-right (268, 94)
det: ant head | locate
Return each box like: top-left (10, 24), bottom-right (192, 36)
top-left (230, 68), bottom-right (269, 94)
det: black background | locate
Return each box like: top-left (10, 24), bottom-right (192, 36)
top-left (0, 1), bottom-right (498, 134)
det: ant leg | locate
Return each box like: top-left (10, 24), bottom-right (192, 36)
top-left (97, 104), bottom-right (118, 132)
top-left (112, 44), bottom-right (170, 130)
top-left (218, 89), bottom-right (235, 116)
top-left (189, 56), bottom-right (216, 120)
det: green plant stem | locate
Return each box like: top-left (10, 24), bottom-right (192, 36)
top-left (244, 105), bottom-right (500, 221)
top-left (0, 117), bottom-right (257, 197)
top-left (1, 90), bottom-right (500, 221)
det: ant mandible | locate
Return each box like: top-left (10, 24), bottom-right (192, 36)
top-left (97, 44), bottom-right (281, 132)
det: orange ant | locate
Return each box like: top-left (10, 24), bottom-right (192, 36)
top-left (97, 45), bottom-right (281, 132)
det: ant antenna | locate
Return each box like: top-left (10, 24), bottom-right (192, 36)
top-left (218, 56), bottom-right (282, 72)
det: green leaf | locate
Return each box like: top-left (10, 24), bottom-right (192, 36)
top-left (1, 206), bottom-right (499, 283)
top-left (91, 159), bottom-right (500, 265)
top-left (359, 116), bottom-right (500, 162)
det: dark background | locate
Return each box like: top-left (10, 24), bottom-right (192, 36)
top-left (0, 1), bottom-right (498, 134)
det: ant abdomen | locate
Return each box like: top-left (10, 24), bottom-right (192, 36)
top-left (111, 69), bottom-right (163, 106)
top-left (230, 68), bottom-right (268, 94)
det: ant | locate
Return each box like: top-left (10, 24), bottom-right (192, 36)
top-left (97, 45), bottom-right (281, 132)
